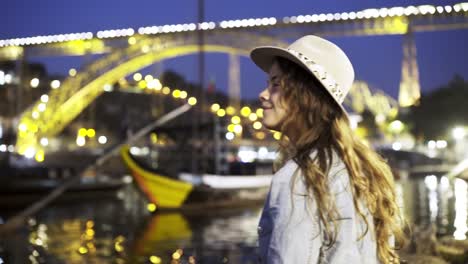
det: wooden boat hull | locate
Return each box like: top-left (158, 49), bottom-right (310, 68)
top-left (120, 146), bottom-right (193, 208)
top-left (120, 146), bottom-right (271, 210)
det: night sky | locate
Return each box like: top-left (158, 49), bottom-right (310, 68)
top-left (1, 0), bottom-right (467, 100)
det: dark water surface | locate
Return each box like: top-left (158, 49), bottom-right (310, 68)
top-left (1, 172), bottom-right (467, 263)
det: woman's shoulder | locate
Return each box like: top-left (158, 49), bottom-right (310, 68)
top-left (272, 159), bottom-right (298, 183)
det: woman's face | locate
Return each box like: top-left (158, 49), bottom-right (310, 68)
top-left (259, 61), bottom-right (288, 132)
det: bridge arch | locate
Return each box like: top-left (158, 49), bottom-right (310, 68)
top-left (16, 32), bottom-right (396, 155)
top-left (16, 32), bottom-right (287, 154)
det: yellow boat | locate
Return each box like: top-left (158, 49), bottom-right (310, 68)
top-left (120, 145), bottom-right (272, 211)
top-left (120, 145), bottom-right (193, 208)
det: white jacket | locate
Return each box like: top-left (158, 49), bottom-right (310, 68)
top-left (258, 153), bottom-right (381, 264)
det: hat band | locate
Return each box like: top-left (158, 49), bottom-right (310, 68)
top-left (287, 48), bottom-right (344, 103)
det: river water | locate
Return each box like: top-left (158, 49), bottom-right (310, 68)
top-left (1, 170), bottom-right (467, 263)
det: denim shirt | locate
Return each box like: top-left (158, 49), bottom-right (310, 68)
top-left (257, 153), bottom-right (381, 264)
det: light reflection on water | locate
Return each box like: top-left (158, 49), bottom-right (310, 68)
top-left (453, 178), bottom-right (468, 240)
top-left (0, 175), bottom-right (467, 263)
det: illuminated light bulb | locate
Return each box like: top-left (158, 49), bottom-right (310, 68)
top-left (211, 103), bottom-right (220, 112)
top-left (138, 80), bottom-right (147, 89)
top-left (103, 84), bottom-right (113, 92)
top-left (226, 106), bottom-right (236, 115)
top-left (144, 75), bottom-right (154, 83)
top-left (273, 132), bottom-right (281, 140)
top-left (297, 15), bottom-right (305, 23)
top-left (76, 136), bottom-right (86, 146)
top-left (172, 89), bottom-right (181, 98)
top-left (152, 79), bottom-right (162, 91)
top-left (32, 111), bottom-right (39, 119)
top-left (375, 114), bottom-right (386, 124)
top-left (98, 136), bottom-right (107, 144)
top-left (452, 127), bottom-right (466, 140)
top-left (24, 147), bottom-right (36, 159)
top-left (249, 113), bottom-right (258, 121)
top-left (38, 103), bottom-right (46, 112)
top-left (227, 124), bottom-right (236, 132)
top-left (188, 23), bottom-right (196, 31)
top-left (35, 150), bottom-right (45, 163)
top-left (240, 106), bottom-right (251, 117)
top-left (389, 120), bottom-right (404, 133)
top-left (141, 45), bottom-right (150, 53)
top-left (126, 28), bottom-right (135, 36)
top-left (30, 78), bottom-right (39, 88)
top-left (179, 91), bottom-right (187, 99)
top-left (147, 203), bottom-right (157, 212)
top-left (162, 87), bottom-right (170, 95)
top-left (188, 97), bottom-right (197, 105)
top-left (78, 247), bottom-right (88, 254)
top-left (87, 129), bottom-right (96, 138)
top-left (225, 132), bottom-right (234, 140)
top-left (216, 109), bottom-right (226, 117)
top-left (18, 123), bottom-right (27, 132)
top-left (233, 124), bottom-right (243, 134)
top-left (172, 249), bottom-right (183, 260)
top-left (256, 131), bottom-right (266, 140)
top-left (231, 116), bottom-right (241, 124)
top-left (40, 138), bottom-right (49, 146)
top-left (149, 256), bottom-right (162, 264)
top-left (253, 121), bottom-right (262, 130)
top-left (50, 80), bottom-right (60, 89)
top-left (78, 128), bottom-right (87, 137)
top-left (379, 8), bottom-right (389, 17)
top-left (69, 68), bottom-right (77, 77)
top-left (127, 36), bottom-right (137, 45)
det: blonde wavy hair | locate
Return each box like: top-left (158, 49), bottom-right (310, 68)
top-left (272, 57), bottom-right (405, 263)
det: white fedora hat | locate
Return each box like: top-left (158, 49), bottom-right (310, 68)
top-left (250, 35), bottom-right (354, 114)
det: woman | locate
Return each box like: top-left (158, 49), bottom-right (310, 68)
top-left (250, 35), bottom-right (405, 263)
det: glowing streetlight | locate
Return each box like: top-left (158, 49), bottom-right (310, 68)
top-left (133, 73), bottom-right (142, 81)
top-left (452, 127), bottom-right (466, 140)
top-left (40, 138), bottom-right (49, 146)
top-left (211, 103), bottom-right (220, 112)
top-left (98, 136), bottom-right (107, 144)
top-left (50, 80), bottom-right (60, 89)
top-left (389, 120), bottom-right (404, 134)
top-left (231, 116), bottom-right (241, 124)
top-left (30, 78), bottom-right (39, 88)
top-left (69, 68), bottom-right (77, 77)
top-left (188, 97), bottom-right (197, 106)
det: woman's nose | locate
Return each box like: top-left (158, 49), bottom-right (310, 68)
top-left (259, 88), bottom-right (269, 102)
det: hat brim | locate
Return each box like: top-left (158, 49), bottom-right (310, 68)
top-left (250, 46), bottom-right (348, 115)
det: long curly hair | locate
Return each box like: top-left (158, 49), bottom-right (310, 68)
top-left (273, 57), bottom-right (405, 263)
